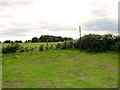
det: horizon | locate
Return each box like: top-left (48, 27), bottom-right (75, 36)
top-left (0, 0), bottom-right (118, 42)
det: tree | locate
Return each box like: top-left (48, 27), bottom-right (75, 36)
top-left (31, 37), bottom-right (39, 43)
top-left (3, 40), bottom-right (12, 43)
top-left (14, 40), bottom-right (22, 43)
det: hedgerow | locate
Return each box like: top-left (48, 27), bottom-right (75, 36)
top-left (2, 34), bottom-right (120, 53)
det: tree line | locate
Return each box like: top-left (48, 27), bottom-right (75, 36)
top-left (2, 35), bottom-right (73, 43)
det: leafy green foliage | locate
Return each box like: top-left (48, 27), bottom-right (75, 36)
top-left (2, 43), bottom-right (23, 53)
top-left (61, 41), bottom-right (67, 49)
top-left (56, 43), bottom-right (62, 49)
top-left (49, 45), bottom-right (53, 49)
top-left (2, 34), bottom-right (119, 53)
top-left (14, 40), bottom-right (22, 43)
top-left (39, 45), bottom-right (44, 51)
top-left (31, 35), bottom-right (73, 43)
top-left (31, 37), bottom-right (39, 43)
top-left (110, 42), bottom-right (120, 52)
top-left (66, 40), bottom-right (74, 49)
top-left (81, 34), bottom-right (120, 52)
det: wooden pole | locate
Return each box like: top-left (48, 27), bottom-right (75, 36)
top-left (79, 26), bottom-right (82, 51)
top-left (46, 40), bottom-right (48, 50)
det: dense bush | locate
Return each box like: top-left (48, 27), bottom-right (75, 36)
top-left (39, 45), bottom-right (44, 51)
top-left (59, 40), bottom-right (74, 49)
top-left (61, 41), bottom-right (67, 49)
top-left (17, 47), bottom-right (35, 52)
top-left (81, 34), bottom-right (103, 52)
top-left (80, 34), bottom-right (120, 52)
top-left (73, 40), bottom-right (79, 49)
top-left (2, 43), bottom-right (23, 53)
top-left (66, 40), bottom-right (74, 49)
top-left (49, 45), bottom-right (53, 49)
top-left (56, 43), bottom-right (62, 49)
top-left (110, 42), bottom-right (120, 52)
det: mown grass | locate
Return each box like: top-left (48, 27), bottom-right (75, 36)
top-left (2, 49), bottom-right (118, 88)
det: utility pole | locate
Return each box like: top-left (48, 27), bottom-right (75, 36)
top-left (79, 26), bottom-right (82, 52)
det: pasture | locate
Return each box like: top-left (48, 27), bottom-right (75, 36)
top-left (2, 42), bottom-right (118, 88)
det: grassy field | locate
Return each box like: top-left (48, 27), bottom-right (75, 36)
top-left (2, 48), bottom-right (118, 88)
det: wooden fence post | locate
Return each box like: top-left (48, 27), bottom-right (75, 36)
top-left (46, 40), bottom-right (48, 50)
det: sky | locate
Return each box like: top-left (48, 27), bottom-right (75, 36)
top-left (0, 0), bottom-right (119, 42)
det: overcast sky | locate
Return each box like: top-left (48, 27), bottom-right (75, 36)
top-left (0, 0), bottom-right (118, 42)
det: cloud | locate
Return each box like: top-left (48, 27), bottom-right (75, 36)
top-left (30, 21), bottom-right (77, 31)
top-left (0, 0), bottom-right (36, 10)
top-left (0, 28), bottom-right (29, 36)
top-left (0, 0), bottom-right (118, 42)
top-left (91, 0), bottom-right (117, 18)
top-left (83, 18), bottom-right (118, 33)
top-left (92, 10), bottom-right (110, 17)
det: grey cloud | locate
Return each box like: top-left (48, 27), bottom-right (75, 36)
top-left (0, 28), bottom-right (29, 36)
top-left (92, 10), bottom-right (110, 17)
top-left (83, 18), bottom-right (117, 33)
top-left (51, 27), bottom-right (76, 31)
top-left (33, 21), bottom-right (77, 31)
top-left (91, 1), bottom-right (111, 17)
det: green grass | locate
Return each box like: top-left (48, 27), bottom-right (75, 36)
top-left (2, 49), bottom-right (118, 88)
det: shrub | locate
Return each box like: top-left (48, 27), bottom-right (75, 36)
top-left (2, 43), bottom-right (23, 53)
top-left (39, 45), bottom-right (44, 51)
top-left (66, 40), bottom-right (74, 49)
top-left (49, 45), bottom-right (53, 49)
top-left (110, 42), bottom-right (120, 51)
top-left (52, 45), bottom-right (56, 50)
top-left (73, 34), bottom-right (119, 52)
top-left (81, 34), bottom-right (114, 52)
top-left (73, 40), bottom-right (79, 49)
top-left (60, 40), bottom-right (74, 49)
top-left (17, 46), bottom-right (24, 52)
top-left (61, 41), bottom-right (67, 49)
top-left (56, 43), bottom-right (62, 49)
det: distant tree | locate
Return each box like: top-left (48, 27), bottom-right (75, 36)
top-left (24, 40), bottom-right (31, 43)
top-left (38, 35), bottom-right (73, 42)
top-left (24, 40), bottom-right (28, 43)
top-left (63, 37), bottom-right (68, 41)
top-left (14, 40), bottom-right (22, 43)
top-left (28, 40), bottom-right (31, 43)
top-left (31, 37), bottom-right (39, 43)
top-left (3, 40), bottom-right (12, 43)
